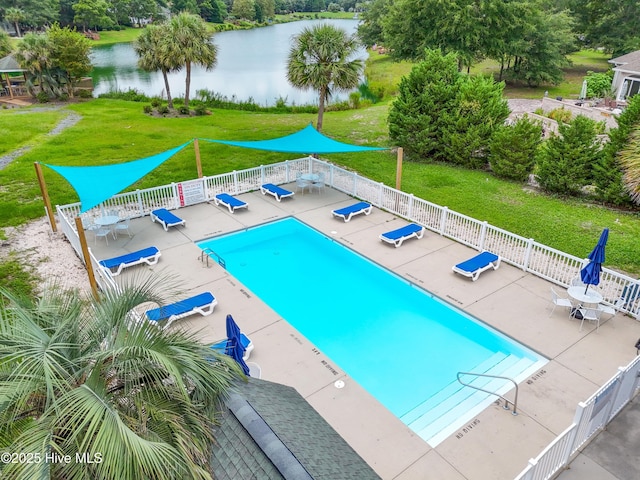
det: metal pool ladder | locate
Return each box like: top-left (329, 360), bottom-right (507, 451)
top-left (199, 247), bottom-right (226, 269)
top-left (457, 371), bottom-right (519, 415)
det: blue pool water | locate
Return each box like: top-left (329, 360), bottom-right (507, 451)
top-left (198, 218), bottom-right (546, 444)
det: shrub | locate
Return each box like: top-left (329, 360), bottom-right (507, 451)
top-left (178, 105), bottom-right (190, 115)
top-left (585, 70), bottom-right (614, 99)
top-left (193, 104), bottom-right (208, 116)
top-left (389, 49), bottom-right (508, 166)
top-left (157, 105), bottom-right (169, 115)
top-left (547, 107), bottom-right (572, 123)
top-left (349, 91), bottom-right (361, 109)
top-left (150, 98), bottom-right (162, 107)
top-left (143, 105), bottom-right (153, 114)
top-left (536, 115), bottom-right (603, 195)
top-left (490, 116), bottom-right (542, 182)
top-left (76, 89), bottom-right (92, 98)
top-left (442, 75), bottom-right (510, 169)
top-left (98, 88), bottom-right (149, 102)
top-left (36, 91), bottom-right (49, 103)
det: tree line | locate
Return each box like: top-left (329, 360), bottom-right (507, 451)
top-left (359, 0), bottom-right (640, 86)
top-left (0, 0), bottom-right (363, 32)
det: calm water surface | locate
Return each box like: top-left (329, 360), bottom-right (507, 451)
top-left (90, 19), bottom-right (364, 106)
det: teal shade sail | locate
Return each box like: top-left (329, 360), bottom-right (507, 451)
top-left (200, 124), bottom-right (386, 154)
top-left (43, 141), bottom-right (192, 212)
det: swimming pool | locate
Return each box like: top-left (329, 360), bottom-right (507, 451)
top-left (198, 217), bottom-right (547, 445)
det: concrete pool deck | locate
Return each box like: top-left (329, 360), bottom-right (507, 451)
top-left (89, 185), bottom-right (640, 480)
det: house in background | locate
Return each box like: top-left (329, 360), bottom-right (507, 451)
top-left (610, 50), bottom-right (640, 104)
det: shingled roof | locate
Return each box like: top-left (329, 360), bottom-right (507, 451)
top-left (210, 378), bottom-right (381, 480)
top-left (609, 50), bottom-right (640, 74)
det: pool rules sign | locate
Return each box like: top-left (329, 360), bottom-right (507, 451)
top-left (177, 180), bottom-right (206, 207)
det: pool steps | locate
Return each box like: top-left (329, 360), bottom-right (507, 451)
top-left (400, 353), bottom-right (539, 445)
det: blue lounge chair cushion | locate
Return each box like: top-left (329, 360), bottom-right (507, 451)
top-left (151, 208), bottom-right (186, 231)
top-left (214, 193), bottom-right (248, 213)
top-left (146, 292), bottom-right (217, 329)
top-left (617, 282), bottom-right (640, 310)
top-left (99, 246), bottom-right (161, 276)
top-left (261, 183), bottom-right (294, 202)
top-left (452, 251), bottom-right (501, 281)
top-left (331, 202), bottom-right (372, 222)
top-left (380, 223), bottom-right (425, 247)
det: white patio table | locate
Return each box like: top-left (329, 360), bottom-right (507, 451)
top-left (567, 286), bottom-right (603, 305)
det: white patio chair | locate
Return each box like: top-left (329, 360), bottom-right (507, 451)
top-left (94, 227), bottom-right (111, 245)
top-left (579, 307), bottom-right (602, 332)
top-left (81, 216), bottom-right (99, 233)
top-left (311, 172), bottom-right (326, 194)
top-left (114, 217), bottom-right (132, 238)
top-left (549, 287), bottom-right (573, 316)
top-left (296, 175), bottom-right (311, 194)
top-left (598, 303), bottom-right (616, 319)
top-left (570, 276), bottom-right (586, 287)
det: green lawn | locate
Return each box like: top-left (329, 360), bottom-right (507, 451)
top-left (471, 50), bottom-right (611, 99)
top-left (1, 99), bottom-right (639, 276)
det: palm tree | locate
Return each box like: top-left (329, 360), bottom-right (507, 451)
top-left (619, 128), bottom-right (640, 205)
top-left (0, 278), bottom-right (242, 480)
top-left (287, 23), bottom-right (364, 131)
top-left (134, 24), bottom-right (181, 108)
top-left (0, 30), bottom-right (11, 58)
top-left (14, 33), bottom-right (59, 97)
top-left (5, 7), bottom-right (25, 38)
top-left (168, 12), bottom-right (218, 109)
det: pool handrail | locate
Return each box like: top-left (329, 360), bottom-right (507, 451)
top-left (457, 371), bottom-right (519, 415)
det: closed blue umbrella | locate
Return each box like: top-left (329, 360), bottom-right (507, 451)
top-left (225, 314), bottom-right (250, 375)
top-left (580, 228), bottom-right (609, 293)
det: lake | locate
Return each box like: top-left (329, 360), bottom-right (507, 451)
top-left (90, 19), bottom-right (364, 106)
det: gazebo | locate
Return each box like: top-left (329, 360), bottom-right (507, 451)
top-left (0, 54), bottom-right (27, 99)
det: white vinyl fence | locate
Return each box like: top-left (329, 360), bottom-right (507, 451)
top-left (514, 355), bottom-right (640, 480)
top-left (55, 155), bottom-right (640, 319)
top-left (52, 155), bottom-right (640, 480)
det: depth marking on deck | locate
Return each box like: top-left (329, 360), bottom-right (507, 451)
top-left (406, 273), bottom-right (424, 284)
top-left (445, 294), bottom-right (464, 305)
top-left (455, 419), bottom-right (481, 439)
top-left (321, 359), bottom-right (339, 375)
top-left (527, 369), bottom-right (547, 384)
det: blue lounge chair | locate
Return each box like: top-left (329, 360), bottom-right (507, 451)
top-left (260, 183), bottom-right (294, 202)
top-left (99, 246), bottom-right (161, 276)
top-left (145, 291), bottom-right (217, 329)
top-left (150, 208), bottom-right (186, 231)
top-left (380, 223), bottom-right (425, 248)
top-left (616, 282), bottom-right (640, 311)
top-left (331, 201), bottom-right (372, 222)
top-left (210, 333), bottom-right (254, 361)
top-left (452, 251), bottom-right (501, 281)
top-left (214, 193), bottom-right (248, 213)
